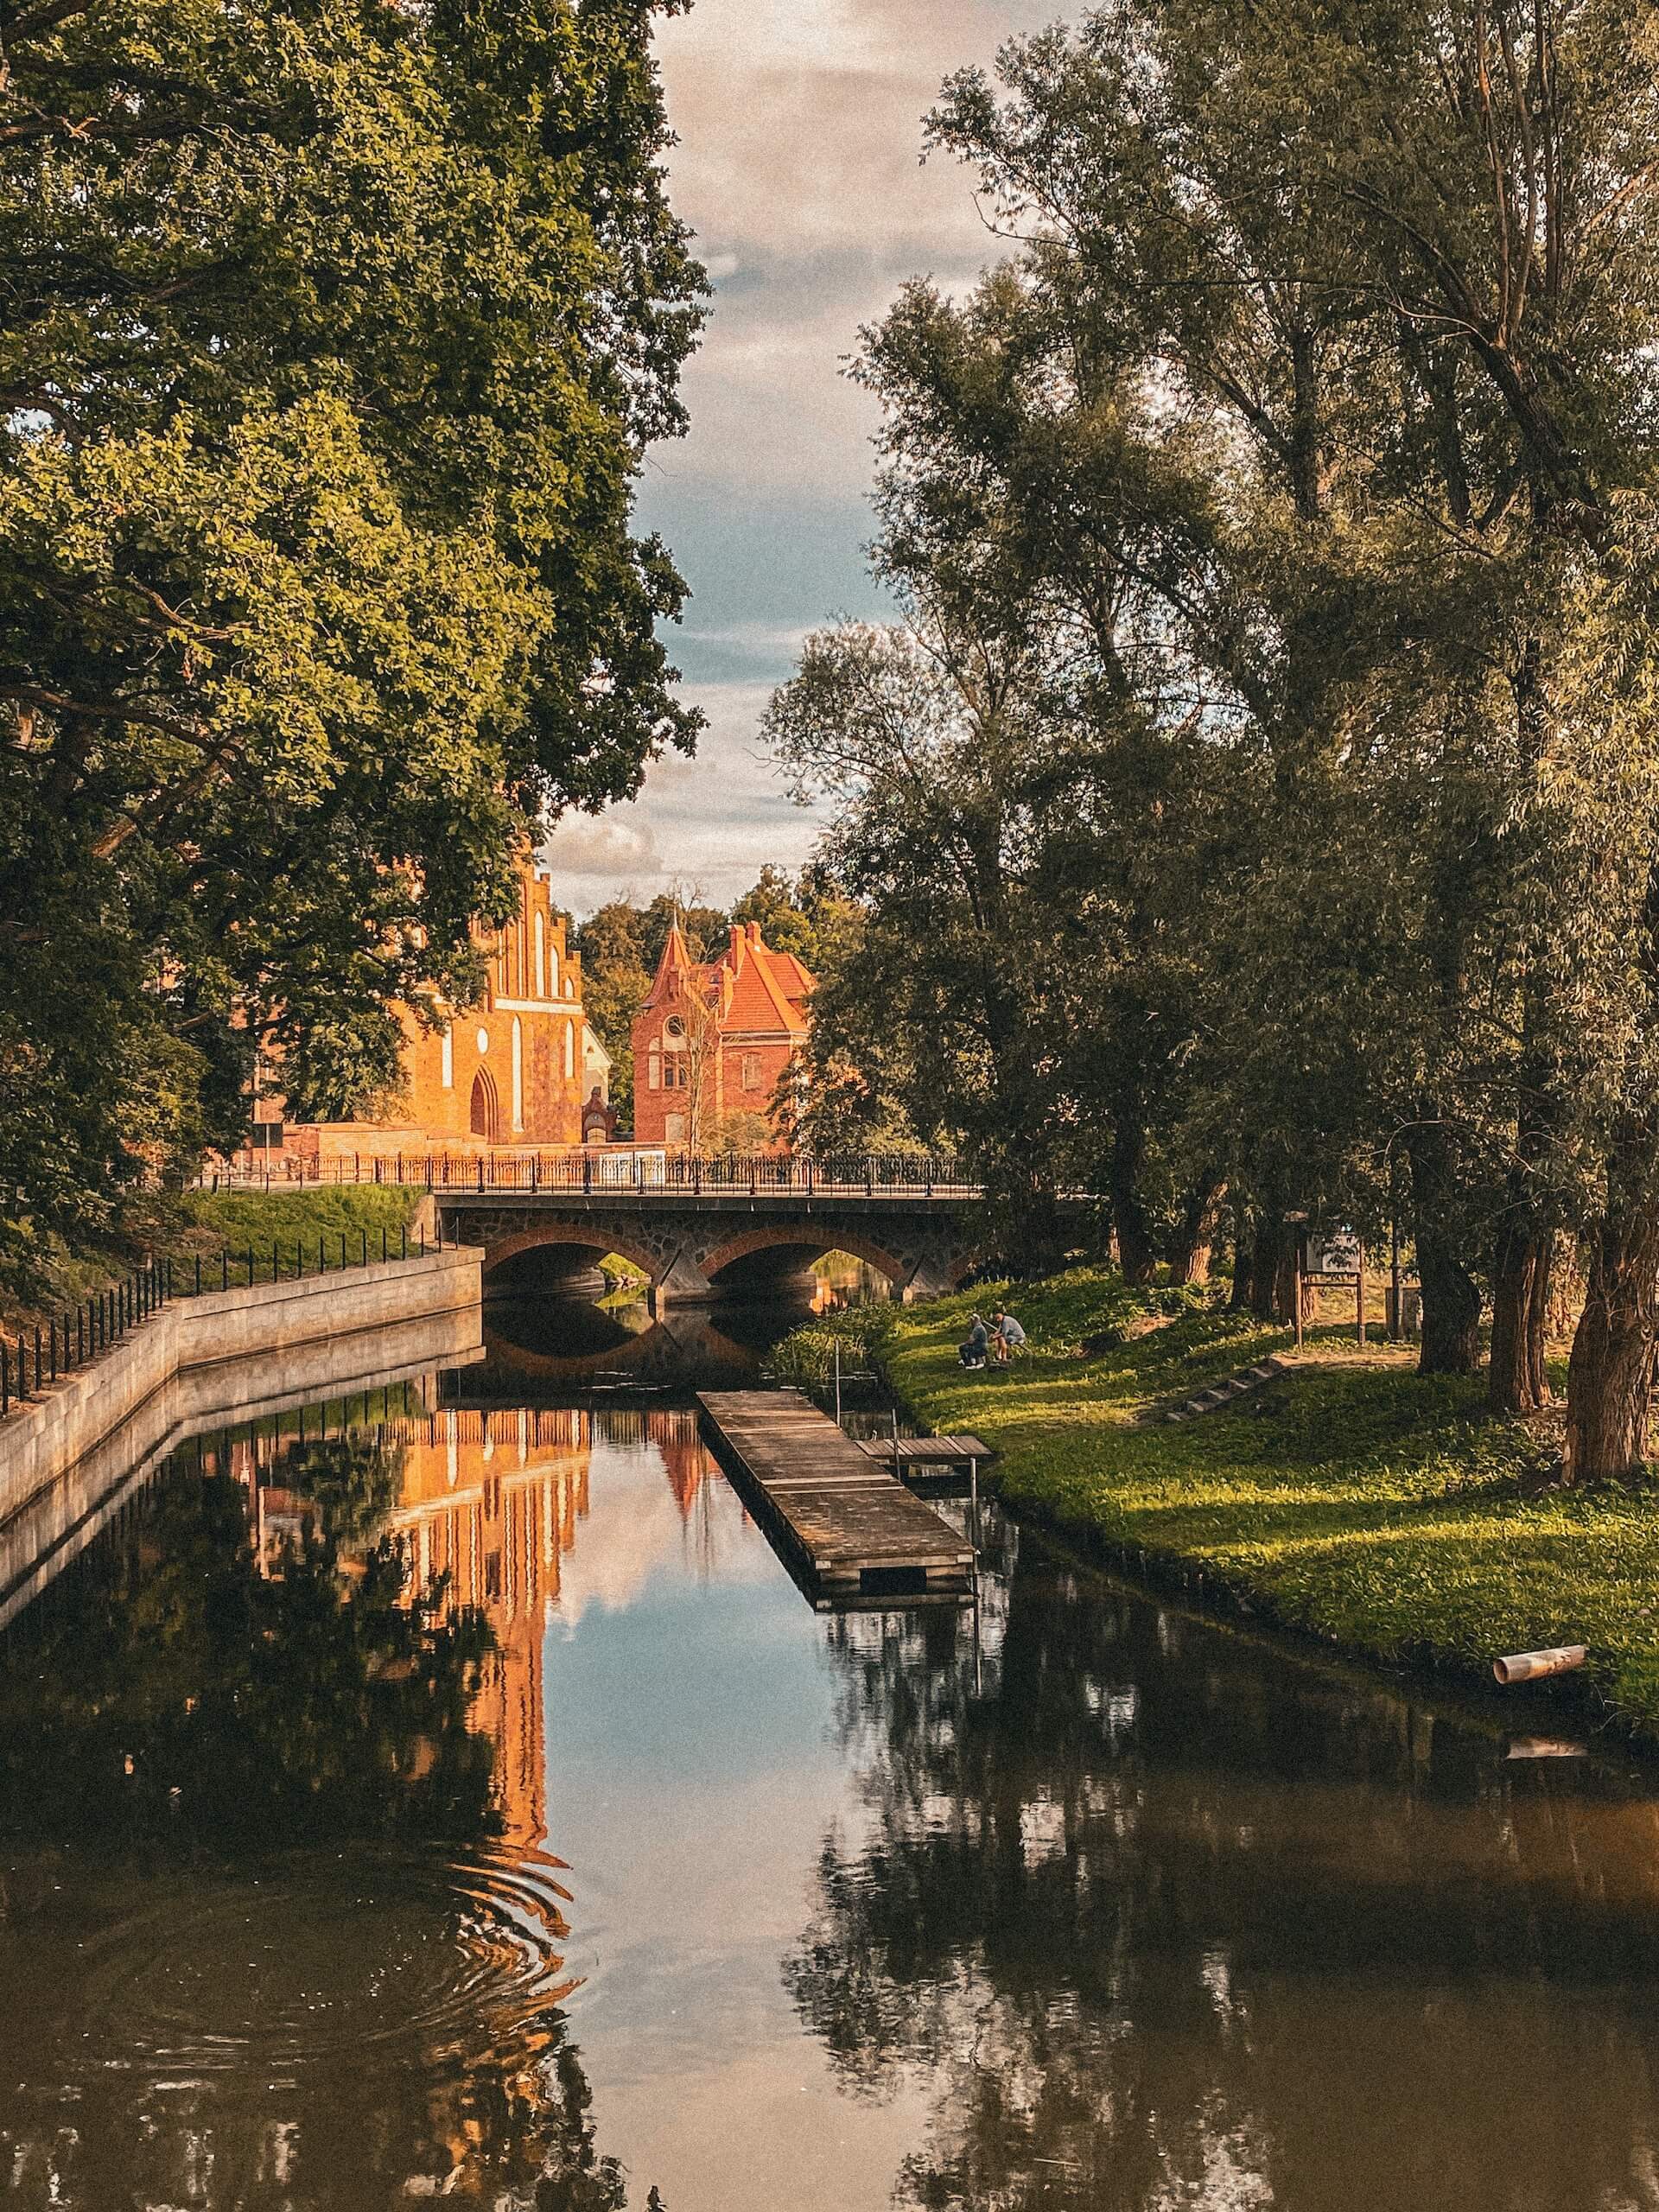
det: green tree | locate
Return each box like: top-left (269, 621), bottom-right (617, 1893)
top-left (0, 0), bottom-right (704, 1283)
top-left (913, 0), bottom-right (1659, 1470)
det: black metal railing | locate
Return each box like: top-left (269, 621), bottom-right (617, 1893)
top-left (1, 1222), bottom-right (445, 1423)
top-left (197, 1151), bottom-right (978, 1199)
top-left (2, 1256), bottom-right (169, 1422)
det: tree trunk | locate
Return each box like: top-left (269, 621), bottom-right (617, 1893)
top-left (1169, 1171), bottom-right (1227, 1285)
top-left (1489, 1221), bottom-right (1552, 1414)
top-left (1249, 1215), bottom-right (1297, 1325)
top-left (1564, 1196), bottom-right (1659, 1484)
top-left (1546, 1230), bottom-right (1582, 1341)
top-left (1229, 1206), bottom-right (1254, 1310)
top-left (1109, 1117), bottom-right (1156, 1287)
top-left (1527, 1232), bottom-right (1554, 1402)
top-left (1416, 1227), bottom-right (1482, 1376)
top-left (1405, 1122), bottom-right (1482, 1376)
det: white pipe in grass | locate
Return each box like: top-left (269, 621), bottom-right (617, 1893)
top-left (1492, 1644), bottom-right (1588, 1686)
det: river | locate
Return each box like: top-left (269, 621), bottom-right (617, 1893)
top-left (2, 1283), bottom-right (1658, 2210)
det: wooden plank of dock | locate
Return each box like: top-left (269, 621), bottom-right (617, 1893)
top-left (696, 1389), bottom-right (976, 1608)
top-left (854, 1434), bottom-right (995, 1467)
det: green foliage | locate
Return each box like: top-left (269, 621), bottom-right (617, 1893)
top-left (769, 0), bottom-right (1659, 1460)
top-left (0, 1451), bottom-right (496, 1845)
top-left (0, 0), bottom-right (704, 1282)
top-left (768, 1303), bottom-right (898, 1390)
top-left (175, 1184), bottom-right (422, 1272)
top-left (881, 1268), bottom-right (1659, 1738)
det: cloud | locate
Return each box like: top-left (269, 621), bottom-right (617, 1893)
top-left (558, 0), bottom-right (1056, 913)
top-left (544, 683), bottom-right (830, 914)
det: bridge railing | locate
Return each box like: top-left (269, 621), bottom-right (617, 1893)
top-left (196, 1151), bottom-right (982, 1199)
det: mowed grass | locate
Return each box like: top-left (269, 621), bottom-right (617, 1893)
top-left (168, 1185), bottom-right (426, 1284)
top-left (876, 1268), bottom-right (1659, 1738)
top-left (1, 1185), bottom-right (431, 1351)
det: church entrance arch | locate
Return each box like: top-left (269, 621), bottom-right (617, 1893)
top-left (469, 1066), bottom-right (500, 1142)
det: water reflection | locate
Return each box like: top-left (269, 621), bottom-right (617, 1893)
top-left (7, 1328), bottom-right (1659, 2207)
top-left (789, 1520), bottom-right (1659, 2211)
top-left (0, 1401), bottom-right (663, 2209)
top-left (472, 1253), bottom-right (888, 1399)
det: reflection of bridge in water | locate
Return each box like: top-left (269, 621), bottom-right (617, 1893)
top-left (461, 1297), bottom-right (802, 1397)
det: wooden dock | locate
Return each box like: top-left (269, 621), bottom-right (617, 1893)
top-left (696, 1390), bottom-right (976, 1609)
top-left (854, 1433), bottom-right (994, 1469)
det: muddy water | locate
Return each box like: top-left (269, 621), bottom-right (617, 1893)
top-left (1, 1295), bottom-right (1657, 2209)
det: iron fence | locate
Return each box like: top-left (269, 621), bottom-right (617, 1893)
top-left (197, 1151), bottom-right (981, 1199)
top-left (1, 1222), bottom-right (447, 1422)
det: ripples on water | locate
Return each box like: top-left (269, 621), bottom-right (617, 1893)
top-left (3, 1289), bottom-right (1659, 2209)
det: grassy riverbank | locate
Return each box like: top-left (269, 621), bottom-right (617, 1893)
top-left (816, 1269), bottom-right (1659, 1738)
top-left (1, 1186), bottom-right (426, 1352)
top-left (175, 1185), bottom-right (424, 1276)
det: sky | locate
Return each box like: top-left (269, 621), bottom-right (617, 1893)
top-left (541, 0), bottom-right (1059, 917)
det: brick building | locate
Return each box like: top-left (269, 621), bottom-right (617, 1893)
top-left (631, 919), bottom-right (814, 1149)
top-left (254, 858), bottom-right (605, 1168)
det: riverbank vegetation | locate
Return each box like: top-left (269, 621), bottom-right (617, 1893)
top-left (0, 1186), bottom-right (425, 1355)
top-left (768, 2), bottom-right (1659, 1485)
top-left (804, 1271), bottom-right (1659, 1737)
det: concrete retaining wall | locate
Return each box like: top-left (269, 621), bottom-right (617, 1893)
top-left (0, 1248), bottom-right (484, 1574)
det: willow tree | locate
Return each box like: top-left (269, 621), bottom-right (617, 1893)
top-left (0, 0), bottom-right (703, 1281)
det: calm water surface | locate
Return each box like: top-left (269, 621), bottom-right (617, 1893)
top-left (3, 1290), bottom-right (1659, 2209)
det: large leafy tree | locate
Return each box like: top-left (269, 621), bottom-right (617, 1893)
top-left (865, 0), bottom-right (1659, 1472)
top-left (0, 0), bottom-right (704, 1282)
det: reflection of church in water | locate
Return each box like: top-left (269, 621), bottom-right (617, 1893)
top-left (209, 1400), bottom-right (721, 1845)
top-left (387, 1407), bottom-right (715, 1843)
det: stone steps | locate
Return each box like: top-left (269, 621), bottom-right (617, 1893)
top-left (1154, 1356), bottom-right (1289, 1426)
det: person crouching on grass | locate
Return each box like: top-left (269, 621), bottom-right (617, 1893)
top-left (990, 1310), bottom-right (1027, 1365)
top-left (959, 1314), bottom-right (990, 1370)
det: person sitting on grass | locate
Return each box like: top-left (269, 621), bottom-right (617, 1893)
top-left (990, 1309), bottom-right (1027, 1364)
top-left (959, 1314), bottom-right (990, 1370)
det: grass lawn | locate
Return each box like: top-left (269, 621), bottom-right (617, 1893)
top-left (167, 1186), bottom-right (427, 1285)
top-left (856, 1268), bottom-right (1659, 1740)
top-left (1, 1186), bottom-right (431, 1352)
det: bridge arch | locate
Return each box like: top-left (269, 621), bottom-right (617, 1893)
top-left (481, 1221), bottom-right (660, 1293)
top-left (700, 1224), bottom-right (911, 1295)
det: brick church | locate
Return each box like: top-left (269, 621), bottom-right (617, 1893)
top-left (631, 919), bottom-right (814, 1149)
top-left (253, 857), bottom-right (612, 1168)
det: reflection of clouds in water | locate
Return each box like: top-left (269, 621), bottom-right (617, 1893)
top-left (549, 1423), bottom-right (775, 1635)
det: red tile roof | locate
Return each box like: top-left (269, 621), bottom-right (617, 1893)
top-left (641, 920), bottom-right (813, 1038)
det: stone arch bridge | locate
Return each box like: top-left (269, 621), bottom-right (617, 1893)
top-left (433, 1185), bottom-right (983, 1308)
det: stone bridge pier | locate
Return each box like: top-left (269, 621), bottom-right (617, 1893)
top-left (433, 1191), bottom-right (981, 1310)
